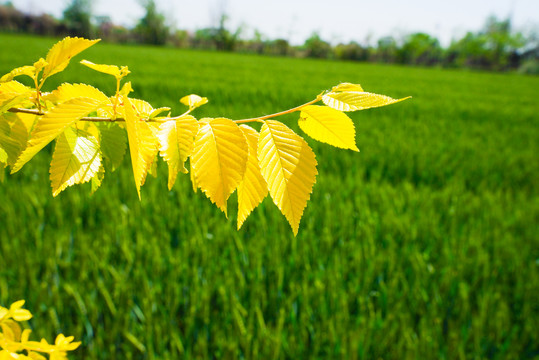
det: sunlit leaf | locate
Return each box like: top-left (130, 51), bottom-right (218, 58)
top-left (157, 115), bottom-right (199, 190)
top-left (149, 107), bottom-right (171, 119)
top-left (0, 114), bottom-right (26, 165)
top-left (49, 126), bottom-right (101, 196)
top-left (0, 66), bottom-right (35, 83)
top-left (322, 91), bottom-right (410, 112)
top-left (0, 81), bottom-right (33, 114)
top-left (237, 125), bottom-right (267, 229)
top-left (52, 83), bottom-right (109, 104)
top-left (298, 105), bottom-right (358, 151)
top-left (12, 97), bottom-right (103, 173)
top-left (42, 37), bottom-right (100, 80)
top-left (258, 120), bottom-right (317, 235)
top-left (180, 94), bottom-right (208, 109)
top-left (191, 118), bottom-right (248, 215)
top-left (80, 60), bottom-right (130, 79)
top-left (190, 160), bottom-right (197, 193)
top-left (330, 82), bottom-right (364, 92)
top-left (129, 98), bottom-right (154, 118)
top-left (123, 96), bottom-right (159, 199)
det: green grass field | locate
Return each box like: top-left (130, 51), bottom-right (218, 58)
top-left (1, 33), bottom-right (538, 359)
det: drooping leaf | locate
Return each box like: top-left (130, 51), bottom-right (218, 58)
top-left (237, 125), bottom-right (268, 230)
top-left (80, 60), bottom-right (130, 79)
top-left (258, 120), bottom-right (317, 235)
top-left (180, 94), bottom-right (208, 109)
top-left (123, 96), bottom-right (159, 199)
top-left (190, 160), bottom-right (197, 193)
top-left (12, 97), bottom-right (103, 173)
top-left (95, 122), bottom-right (127, 171)
top-left (322, 91), bottom-right (411, 112)
top-left (298, 105), bottom-right (359, 151)
top-left (157, 115), bottom-right (199, 190)
top-left (51, 83), bottom-right (109, 104)
top-left (190, 118), bottom-right (248, 215)
top-left (91, 163), bottom-right (105, 194)
top-left (0, 114), bottom-right (26, 165)
top-left (49, 126), bottom-right (102, 196)
top-left (0, 66), bottom-right (35, 83)
top-left (42, 37), bottom-right (100, 80)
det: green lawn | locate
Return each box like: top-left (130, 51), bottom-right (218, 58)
top-left (0, 33), bottom-right (538, 359)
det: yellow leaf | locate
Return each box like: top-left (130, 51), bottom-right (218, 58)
top-left (80, 60), bottom-right (129, 79)
top-left (190, 160), bottom-right (197, 193)
top-left (331, 82), bottom-right (364, 92)
top-left (322, 91), bottom-right (410, 112)
top-left (258, 120), bottom-right (317, 235)
top-left (0, 114), bottom-right (26, 165)
top-left (237, 125), bottom-right (268, 230)
top-left (123, 96), bottom-right (159, 199)
top-left (0, 65), bottom-right (35, 83)
top-left (52, 83), bottom-right (110, 104)
top-left (149, 107), bottom-right (171, 119)
top-left (191, 118), bottom-right (248, 215)
top-left (27, 351), bottom-right (48, 360)
top-left (0, 80), bottom-right (32, 100)
top-left (180, 94), bottom-right (208, 109)
top-left (49, 126), bottom-right (102, 196)
top-left (0, 81), bottom-right (33, 114)
top-left (129, 98), bottom-right (154, 118)
top-left (157, 115), bottom-right (199, 190)
top-left (42, 37), bottom-right (100, 80)
top-left (298, 105), bottom-right (358, 151)
top-left (11, 97), bottom-right (103, 173)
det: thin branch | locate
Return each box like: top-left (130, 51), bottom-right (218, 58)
top-left (234, 95), bottom-right (323, 124)
top-left (7, 93), bottom-right (323, 124)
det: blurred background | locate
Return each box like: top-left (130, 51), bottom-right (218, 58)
top-left (0, 0), bottom-right (538, 359)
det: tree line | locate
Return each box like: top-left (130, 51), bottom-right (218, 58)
top-left (1, 0), bottom-right (537, 73)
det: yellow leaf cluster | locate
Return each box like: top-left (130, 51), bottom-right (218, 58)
top-left (1, 36), bottom-right (410, 234)
top-left (0, 300), bottom-right (80, 360)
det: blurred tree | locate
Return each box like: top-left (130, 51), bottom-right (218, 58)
top-left (304, 32), bottom-right (331, 59)
top-left (334, 41), bottom-right (370, 61)
top-left (376, 36), bottom-right (398, 63)
top-left (214, 14), bottom-right (242, 51)
top-left (134, 0), bottom-right (169, 45)
top-left (63, 0), bottom-right (93, 38)
top-left (399, 33), bottom-right (442, 65)
top-left (447, 16), bottom-right (525, 70)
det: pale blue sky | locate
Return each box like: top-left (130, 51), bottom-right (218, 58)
top-left (10, 0), bottom-right (539, 45)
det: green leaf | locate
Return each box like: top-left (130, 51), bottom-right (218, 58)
top-left (96, 122), bottom-right (127, 171)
